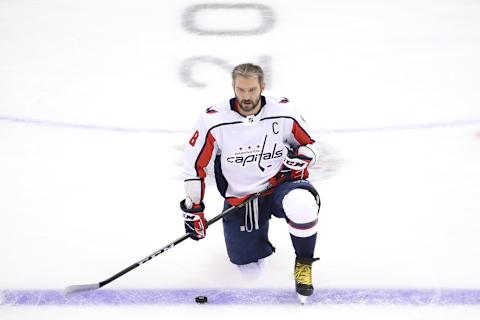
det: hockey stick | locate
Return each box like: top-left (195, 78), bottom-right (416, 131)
top-left (64, 184), bottom-right (273, 294)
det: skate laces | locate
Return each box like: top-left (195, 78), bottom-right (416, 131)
top-left (294, 262), bottom-right (312, 286)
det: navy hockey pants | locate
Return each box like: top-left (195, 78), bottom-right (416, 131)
top-left (221, 180), bottom-right (319, 265)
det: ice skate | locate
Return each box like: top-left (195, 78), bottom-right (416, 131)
top-left (294, 257), bottom-right (319, 304)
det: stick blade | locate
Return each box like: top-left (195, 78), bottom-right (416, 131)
top-left (64, 283), bottom-right (100, 295)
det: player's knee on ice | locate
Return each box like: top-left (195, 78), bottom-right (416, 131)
top-left (282, 189), bottom-right (319, 238)
top-left (236, 257), bottom-right (267, 279)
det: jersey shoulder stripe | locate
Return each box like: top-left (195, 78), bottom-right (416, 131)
top-left (194, 131), bottom-right (216, 178)
top-left (193, 120), bottom-right (244, 178)
top-left (198, 99), bottom-right (242, 129)
top-left (260, 116), bottom-right (315, 144)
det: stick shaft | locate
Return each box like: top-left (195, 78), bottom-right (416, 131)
top-left (99, 232), bottom-right (190, 288)
top-left (67, 184), bottom-right (272, 293)
top-left (98, 204), bottom-right (242, 288)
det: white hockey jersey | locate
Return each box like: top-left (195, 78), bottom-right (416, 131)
top-left (183, 96), bottom-right (319, 205)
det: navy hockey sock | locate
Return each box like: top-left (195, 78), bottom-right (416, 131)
top-left (290, 233), bottom-right (317, 258)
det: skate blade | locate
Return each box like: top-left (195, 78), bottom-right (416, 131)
top-left (297, 293), bottom-right (308, 305)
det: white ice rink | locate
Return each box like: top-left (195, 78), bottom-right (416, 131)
top-left (1, 0), bottom-right (480, 319)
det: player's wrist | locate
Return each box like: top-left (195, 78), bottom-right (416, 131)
top-left (180, 198), bottom-right (205, 213)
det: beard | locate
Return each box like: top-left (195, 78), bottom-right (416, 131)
top-left (237, 96), bottom-right (261, 113)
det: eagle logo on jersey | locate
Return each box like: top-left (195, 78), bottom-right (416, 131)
top-left (205, 107), bottom-right (218, 114)
top-left (279, 97), bottom-right (289, 103)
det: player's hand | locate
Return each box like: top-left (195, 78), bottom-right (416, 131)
top-left (180, 198), bottom-right (207, 240)
top-left (269, 150), bottom-right (312, 186)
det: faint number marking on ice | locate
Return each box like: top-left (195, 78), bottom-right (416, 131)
top-left (182, 3), bottom-right (275, 36)
top-left (179, 56), bottom-right (272, 88)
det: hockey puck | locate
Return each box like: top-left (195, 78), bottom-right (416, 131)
top-left (195, 295), bottom-right (208, 304)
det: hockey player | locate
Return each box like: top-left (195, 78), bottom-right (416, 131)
top-left (180, 63), bottom-right (321, 303)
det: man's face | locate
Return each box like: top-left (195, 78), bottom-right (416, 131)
top-left (233, 76), bottom-right (264, 114)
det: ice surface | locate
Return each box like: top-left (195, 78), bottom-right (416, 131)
top-left (3, 288), bottom-right (480, 306)
top-left (1, 0), bottom-right (480, 319)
